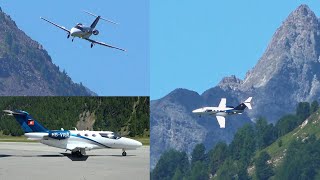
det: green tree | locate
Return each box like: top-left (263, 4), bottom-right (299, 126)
top-left (311, 100), bottom-right (319, 113)
top-left (172, 168), bottom-right (183, 180)
top-left (191, 143), bottom-right (206, 167)
top-left (276, 135), bottom-right (320, 180)
top-left (255, 151), bottom-right (274, 180)
top-left (216, 158), bottom-right (250, 180)
top-left (188, 161), bottom-right (208, 180)
top-left (208, 142), bottom-right (228, 175)
top-left (228, 124), bottom-right (256, 165)
top-left (151, 149), bottom-right (189, 180)
top-left (275, 114), bottom-right (299, 137)
top-left (296, 102), bottom-right (310, 122)
top-left (255, 118), bottom-right (276, 149)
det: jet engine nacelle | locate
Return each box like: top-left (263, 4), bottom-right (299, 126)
top-left (48, 130), bottom-right (70, 140)
top-left (93, 29), bottom-right (99, 35)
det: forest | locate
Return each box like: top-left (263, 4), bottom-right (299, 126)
top-left (0, 97), bottom-right (149, 137)
top-left (151, 101), bottom-right (320, 180)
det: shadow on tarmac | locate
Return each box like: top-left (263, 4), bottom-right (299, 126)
top-left (0, 153), bottom-right (136, 161)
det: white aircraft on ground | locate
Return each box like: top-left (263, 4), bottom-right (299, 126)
top-left (40, 11), bottom-right (125, 51)
top-left (192, 97), bottom-right (252, 128)
top-left (3, 110), bottom-right (142, 157)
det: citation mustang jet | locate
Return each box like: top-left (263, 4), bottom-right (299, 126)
top-left (40, 11), bottom-right (125, 51)
top-left (192, 97), bottom-right (252, 128)
top-left (3, 110), bottom-right (142, 157)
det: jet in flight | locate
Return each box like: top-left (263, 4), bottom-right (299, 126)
top-left (192, 97), bottom-right (252, 128)
top-left (40, 11), bottom-right (125, 51)
top-left (3, 110), bottom-right (142, 157)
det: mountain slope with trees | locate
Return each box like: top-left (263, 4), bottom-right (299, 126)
top-left (151, 100), bottom-right (320, 179)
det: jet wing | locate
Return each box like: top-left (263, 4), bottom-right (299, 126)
top-left (216, 116), bottom-right (226, 128)
top-left (84, 38), bottom-right (126, 51)
top-left (40, 17), bottom-right (70, 33)
top-left (218, 98), bottom-right (226, 108)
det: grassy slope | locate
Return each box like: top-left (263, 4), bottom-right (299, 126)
top-left (250, 110), bottom-right (320, 178)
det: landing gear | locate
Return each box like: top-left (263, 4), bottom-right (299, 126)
top-left (72, 38), bottom-right (74, 42)
top-left (91, 43), bottom-right (94, 48)
top-left (71, 150), bottom-right (83, 157)
top-left (67, 34), bottom-right (70, 39)
top-left (122, 149), bottom-right (127, 156)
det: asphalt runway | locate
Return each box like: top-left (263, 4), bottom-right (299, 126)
top-left (0, 142), bottom-right (150, 180)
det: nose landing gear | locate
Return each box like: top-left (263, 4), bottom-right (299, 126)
top-left (122, 149), bottom-right (127, 156)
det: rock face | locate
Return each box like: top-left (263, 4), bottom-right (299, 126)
top-left (151, 4), bottom-right (320, 169)
top-left (0, 8), bottom-right (95, 96)
top-left (241, 4), bottom-right (320, 122)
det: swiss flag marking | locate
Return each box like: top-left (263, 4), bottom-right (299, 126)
top-left (27, 120), bottom-right (34, 126)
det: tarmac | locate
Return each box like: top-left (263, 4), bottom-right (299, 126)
top-left (0, 142), bottom-right (150, 180)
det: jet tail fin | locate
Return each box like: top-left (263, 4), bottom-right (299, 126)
top-left (234, 97), bottom-right (253, 110)
top-left (244, 97), bottom-right (252, 110)
top-left (3, 110), bottom-right (48, 133)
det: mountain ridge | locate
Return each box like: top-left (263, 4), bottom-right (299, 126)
top-left (0, 8), bottom-right (95, 96)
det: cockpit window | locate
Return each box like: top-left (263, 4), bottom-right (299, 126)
top-left (75, 23), bottom-right (83, 29)
top-left (205, 109), bottom-right (212, 112)
top-left (99, 133), bottom-right (121, 140)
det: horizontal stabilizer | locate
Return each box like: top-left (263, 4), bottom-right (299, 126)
top-left (83, 10), bottom-right (118, 25)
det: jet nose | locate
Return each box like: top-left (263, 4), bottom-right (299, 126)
top-left (136, 140), bottom-right (143, 147)
top-left (123, 137), bottom-right (143, 149)
top-left (192, 108), bottom-right (201, 113)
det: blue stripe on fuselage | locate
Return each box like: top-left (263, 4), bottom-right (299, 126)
top-left (70, 134), bottom-right (111, 148)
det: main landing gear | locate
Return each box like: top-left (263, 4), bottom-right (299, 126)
top-left (122, 149), bottom-right (127, 156)
top-left (71, 150), bottom-right (84, 157)
top-left (91, 43), bottom-right (94, 48)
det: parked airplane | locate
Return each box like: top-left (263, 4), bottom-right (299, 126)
top-left (192, 97), bottom-right (252, 128)
top-left (3, 110), bottom-right (142, 157)
top-left (40, 11), bottom-right (125, 51)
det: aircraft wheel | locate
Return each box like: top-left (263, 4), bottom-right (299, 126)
top-left (122, 151), bottom-right (127, 156)
top-left (91, 43), bottom-right (94, 48)
top-left (76, 151), bottom-right (83, 157)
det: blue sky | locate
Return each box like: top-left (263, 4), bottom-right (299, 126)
top-left (151, 1), bottom-right (320, 100)
top-left (1, 1), bottom-right (149, 96)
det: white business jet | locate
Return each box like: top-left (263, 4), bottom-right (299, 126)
top-left (3, 110), bottom-right (142, 157)
top-left (40, 11), bottom-right (125, 51)
top-left (192, 97), bottom-right (252, 128)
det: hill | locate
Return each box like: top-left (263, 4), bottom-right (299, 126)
top-left (151, 100), bottom-right (320, 179)
top-left (0, 7), bottom-right (95, 95)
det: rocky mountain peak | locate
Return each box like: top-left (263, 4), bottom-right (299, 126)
top-left (218, 75), bottom-right (242, 90)
top-left (242, 4), bottom-right (320, 90)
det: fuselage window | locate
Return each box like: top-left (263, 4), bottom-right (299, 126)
top-left (77, 133), bottom-right (81, 136)
top-left (92, 134), bottom-right (96, 137)
top-left (85, 134), bottom-right (88, 137)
